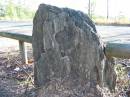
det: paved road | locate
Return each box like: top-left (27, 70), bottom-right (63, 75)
top-left (0, 21), bottom-right (32, 36)
top-left (96, 26), bottom-right (130, 43)
top-left (0, 21), bottom-right (130, 43)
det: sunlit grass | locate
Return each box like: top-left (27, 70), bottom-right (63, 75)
top-left (93, 16), bottom-right (130, 25)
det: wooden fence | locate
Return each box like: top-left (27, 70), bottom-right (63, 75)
top-left (0, 31), bottom-right (130, 64)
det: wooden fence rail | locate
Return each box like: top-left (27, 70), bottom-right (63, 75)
top-left (106, 43), bottom-right (130, 59)
top-left (0, 31), bottom-right (130, 64)
top-left (0, 31), bottom-right (32, 43)
top-left (0, 31), bottom-right (32, 64)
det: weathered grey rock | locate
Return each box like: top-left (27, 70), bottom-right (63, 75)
top-left (32, 4), bottom-right (116, 97)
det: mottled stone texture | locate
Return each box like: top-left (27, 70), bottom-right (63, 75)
top-left (32, 4), bottom-right (116, 97)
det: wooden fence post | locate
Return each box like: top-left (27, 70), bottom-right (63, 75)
top-left (19, 40), bottom-right (28, 64)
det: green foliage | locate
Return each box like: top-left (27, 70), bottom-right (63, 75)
top-left (0, 0), bottom-right (35, 20)
top-left (0, 1), bottom-right (6, 17)
top-left (6, 0), bottom-right (15, 19)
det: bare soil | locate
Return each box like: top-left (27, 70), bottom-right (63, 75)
top-left (0, 49), bottom-right (35, 97)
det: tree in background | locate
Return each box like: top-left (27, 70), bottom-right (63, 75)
top-left (0, 0), bottom-right (34, 20)
top-left (88, 0), bottom-right (91, 17)
top-left (107, 0), bottom-right (109, 19)
top-left (88, 0), bottom-right (96, 19)
top-left (0, 0), bottom-right (7, 17)
top-left (0, 4), bottom-right (5, 17)
top-left (6, 0), bottom-right (16, 19)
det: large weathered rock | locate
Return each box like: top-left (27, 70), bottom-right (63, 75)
top-left (32, 4), bottom-right (116, 97)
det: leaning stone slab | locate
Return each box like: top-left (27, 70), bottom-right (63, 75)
top-left (32, 4), bottom-right (116, 97)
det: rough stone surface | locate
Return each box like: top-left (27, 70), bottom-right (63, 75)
top-left (32, 4), bottom-right (116, 97)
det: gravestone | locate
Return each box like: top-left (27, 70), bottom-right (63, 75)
top-left (32, 4), bottom-right (116, 97)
